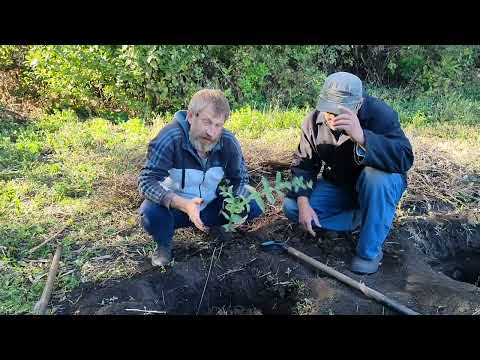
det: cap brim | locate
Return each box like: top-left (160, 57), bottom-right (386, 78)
top-left (316, 97), bottom-right (359, 114)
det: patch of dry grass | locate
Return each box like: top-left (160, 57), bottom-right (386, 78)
top-left (399, 131), bottom-right (480, 220)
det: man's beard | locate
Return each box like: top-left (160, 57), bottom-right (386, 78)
top-left (189, 130), bottom-right (217, 154)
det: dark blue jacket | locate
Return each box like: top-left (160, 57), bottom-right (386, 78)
top-left (289, 95), bottom-right (414, 198)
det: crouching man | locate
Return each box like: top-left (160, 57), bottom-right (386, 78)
top-left (138, 89), bottom-right (262, 266)
top-left (283, 72), bottom-right (414, 275)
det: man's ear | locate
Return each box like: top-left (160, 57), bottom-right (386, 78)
top-left (187, 111), bottom-right (193, 125)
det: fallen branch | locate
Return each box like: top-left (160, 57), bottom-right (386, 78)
top-left (32, 243), bottom-right (63, 315)
top-left (286, 244), bottom-right (420, 315)
top-left (29, 225), bottom-right (68, 255)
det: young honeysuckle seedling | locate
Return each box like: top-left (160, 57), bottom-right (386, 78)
top-left (219, 171), bottom-right (313, 232)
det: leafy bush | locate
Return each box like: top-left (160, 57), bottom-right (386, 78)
top-left (0, 45), bottom-right (477, 117)
top-left (0, 46), bottom-right (17, 69)
top-left (25, 45), bottom-right (135, 114)
top-left (387, 45), bottom-right (480, 94)
top-left (0, 46), bottom-right (29, 69)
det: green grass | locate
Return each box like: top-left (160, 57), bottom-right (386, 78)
top-left (226, 105), bottom-right (308, 138)
top-left (368, 86), bottom-right (480, 127)
top-left (1, 88), bottom-right (480, 314)
top-left (0, 109), bottom-right (164, 313)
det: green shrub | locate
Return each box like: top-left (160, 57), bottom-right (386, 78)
top-left (0, 46), bottom-right (29, 69)
top-left (0, 46), bottom-right (17, 69)
top-left (0, 45), bottom-right (477, 118)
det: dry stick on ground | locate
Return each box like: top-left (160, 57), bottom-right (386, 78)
top-left (196, 247), bottom-right (217, 315)
top-left (28, 225), bottom-right (68, 255)
top-left (217, 258), bottom-right (258, 281)
top-left (32, 243), bottom-right (63, 315)
top-left (124, 308), bottom-right (166, 315)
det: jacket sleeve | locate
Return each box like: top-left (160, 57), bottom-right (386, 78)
top-left (138, 132), bottom-right (176, 208)
top-left (360, 109), bottom-right (414, 173)
top-left (287, 113), bottom-right (322, 199)
top-left (223, 134), bottom-right (250, 199)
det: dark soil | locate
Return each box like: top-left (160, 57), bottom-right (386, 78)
top-left (55, 212), bottom-right (480, 315)
top-left (431, 251), bottom-right (480, 287)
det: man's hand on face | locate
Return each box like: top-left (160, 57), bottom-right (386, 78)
top-left (331, 105), bottom-right (365, 146)
top-left (297, 197), bottom-right (321, 237)
top-left (171, 195), bottom-right (208, 232)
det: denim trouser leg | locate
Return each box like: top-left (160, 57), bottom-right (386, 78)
top-left (355, 167), bottom-right (406, 260)
top-left (283, 179), bottom-right (358, 232)
top-left (140, 196), bottom-right (263, 248)
top-left (282, 166), bottom-right (406, 260)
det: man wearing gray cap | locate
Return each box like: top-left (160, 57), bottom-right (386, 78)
top-left (283, 72), bottom-right (414, 275)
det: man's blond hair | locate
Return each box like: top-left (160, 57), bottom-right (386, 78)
top-left (188, 89), bottom-right (231, 120)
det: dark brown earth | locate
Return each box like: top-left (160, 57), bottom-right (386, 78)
top-left (56, 212), bottom-right (480, 315)
top-left (54, 159), bottom-right (480, 316)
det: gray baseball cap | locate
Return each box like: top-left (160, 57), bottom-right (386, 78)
top-left (316, 72), bottom-right (363, 114)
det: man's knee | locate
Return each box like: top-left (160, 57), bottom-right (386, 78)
top-left (282, 197), bottom-right (299, 222)
top-left (358, 166), bottom-right (403, 190)
top-left (139, 199), bottom-right (169, 231)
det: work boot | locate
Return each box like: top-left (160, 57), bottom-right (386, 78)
top-left (209, 226), bottom-right (234, 244)
top-left (350, 251), bottom-right (383, 275)
top-left (151, 245), bottom-right (172, 267)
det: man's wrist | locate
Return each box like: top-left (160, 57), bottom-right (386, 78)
top-left (297, 196), bottom-right (310, 209)
top-left (162, 191), bottom-right (176, 209)
top-left (170, 194), bottom-right (188, 212)
top-left (356, 130), bottom-right (365, 147)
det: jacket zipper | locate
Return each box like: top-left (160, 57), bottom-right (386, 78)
top-left (184, 144), bottom-right (213, 199)
top-left (198, 155), bottom-right (209, 199)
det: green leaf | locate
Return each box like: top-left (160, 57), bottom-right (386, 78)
top-left (230, 214), bottom-right (246, 225)
top-left (292, 177), bottom-right (300, 192)
top-left (266, 192), bottom-right (275, 204)
top-left (275, 171), bottom-right (282, 187)
top-left (261, 176), bottom-right (275, 202)
top-left (220, 211), bottom-right (230, 220)
top-left (253, 193), bottom-right (265, 213)
top-left (261, 177), bottom-right (271, 192)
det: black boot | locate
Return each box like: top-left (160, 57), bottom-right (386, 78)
top-left (151, 245), bottom-right (172, 267)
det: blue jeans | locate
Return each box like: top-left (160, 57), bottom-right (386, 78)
top-left (139, 196), bottom-right (263, 248)
top-left (283, 167), bottom-right (407, 260)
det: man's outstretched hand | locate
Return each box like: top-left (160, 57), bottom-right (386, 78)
top-left (171, 195), bottom-right (208, 232)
